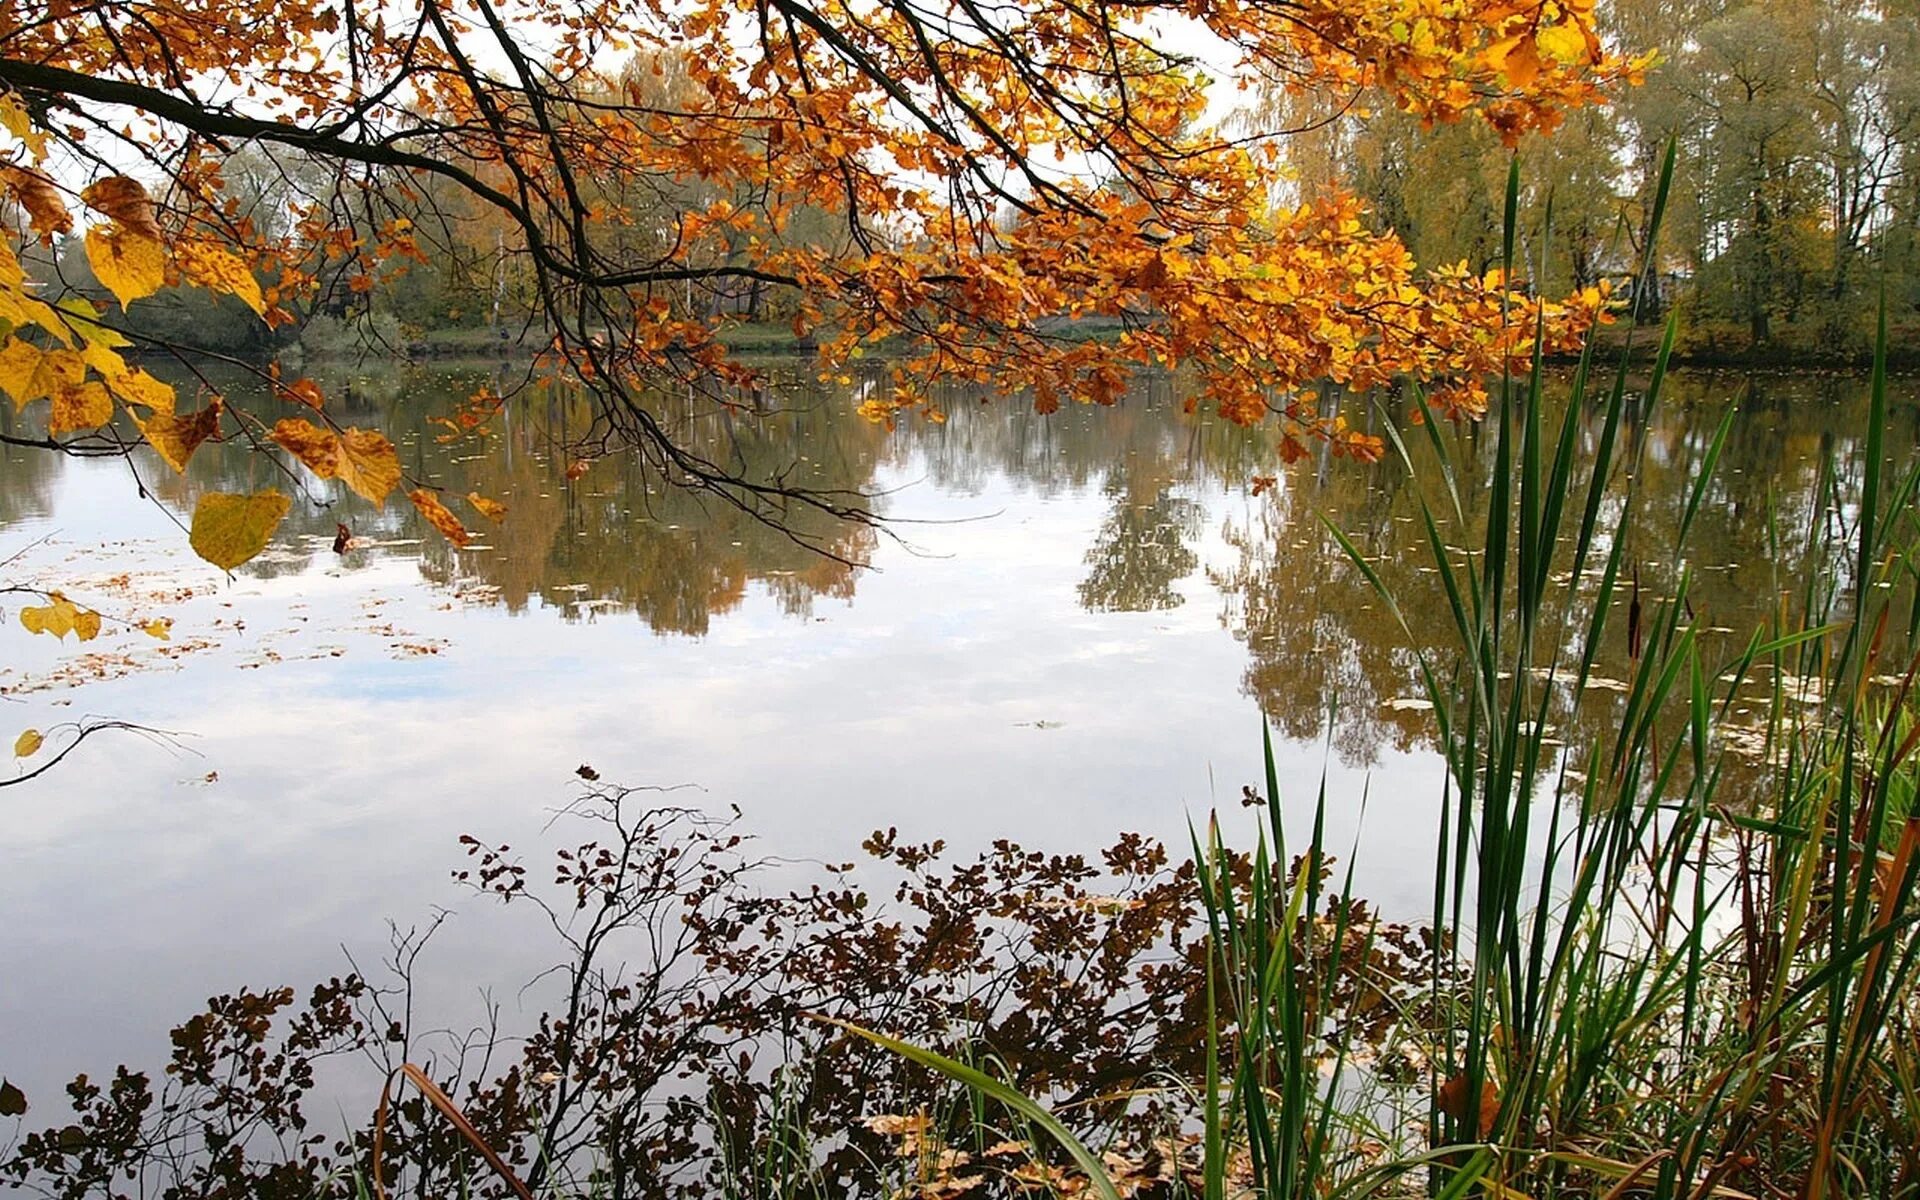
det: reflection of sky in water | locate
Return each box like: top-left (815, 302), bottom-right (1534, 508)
top-left (1, 363), bottom-right (1914, 1104)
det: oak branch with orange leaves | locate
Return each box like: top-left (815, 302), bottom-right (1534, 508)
top-left (1, 0), bottom-right (1636, 572)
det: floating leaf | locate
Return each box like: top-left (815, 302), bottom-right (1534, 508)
top-left (13, 729), bottom-right (44, 758)
top-left (81, 176), bottom-right (162, 241)
top-left (189, 490), bottom-right (290, 571)
top-left (176, 241), bottom-right (266, 316)
top-left (49, 381), bottom-right (113, 436)
top-left (85, 226), bottom-right (165, 309)
top-left (142, 618), bottom-right (173, 640)
top-left (20, 592), bottom-right (101, 641)
top-left (337, 429), bottom-right (401, 504)
top-left (467, 492), bottom-right (508, 522)
top-left (134, 400), bottom-right (221, 472)
top-left (409, 488), bottom-right (471, 547)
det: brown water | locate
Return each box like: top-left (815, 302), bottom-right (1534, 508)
top-left (0, 360), bottom-right (1912, 1101)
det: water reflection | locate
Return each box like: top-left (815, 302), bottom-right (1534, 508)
top-left (3, 362), bottom-right (1914, 746)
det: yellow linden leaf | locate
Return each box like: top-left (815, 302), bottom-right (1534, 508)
top-left (14, 729), bottom-right (44, 758)
top-left (1536, 19), bottom-right (1589, 65)
top-left (467, 492), bottom-right (508, 522)
top-left (49, 381), bottom-right (112, 435)
top-left (0, 93), bottom-right (48, 157)
top-left (104, 367), bottom-right (175, 414)
top-left (269, 417), bottom-right (340, 478)
top-left (134, 399), bottom-right (221, 472)
top-left (409, 488), bottom-right (472, 547)
top-left (337, 429), bottom-right (401, 504)
top-left (176, 242), bottom-right (266, 317)
top-left (73, 607), bottom-right (102, 640)
top-left (142, 618), bottom-right (173, 641)
top-left (0, 338), bottom-right (44, 408)
top-left (85, 226), bottom-right (166, 309)
top-left (189, 490), bottom-right (291, 571)
top-left (62, 298), bottom-right (130, 346)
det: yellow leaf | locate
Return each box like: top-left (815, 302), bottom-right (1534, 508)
top-left (19, 592), bottom-right (101, 641)
top-left (85, 226), bottom-right (166, 309)
top-left (409, 488), bottom-right (472, 547)
top-left (142, 618), bottom-right (173, 640)
top-left (467, 492), bottom-right (508, 522)
top-left (134, 399), bottom-right (221, 472)
top-left (270, 417), bottom-right (340, 478)
top-left (0, 342), bottom-right (86, 410)
top-left (0, 338), bottom-right (45, 408)
top-left (0, 92), bottom-right (48, 156)
top-left (337, 428), bottom-right (401, 504)
top-left (189, 490), bottom-right (290, 571)
top-left (103, 366), bottom-right (175, 414)
top-left (177, 241), bottom-right (266, 317)
top-left (13, 729), bottom-right (42, 758)
top-left (1536, 19), bottom-right (1589, 65)
top-left (49, 381), bottom-right (112, 435)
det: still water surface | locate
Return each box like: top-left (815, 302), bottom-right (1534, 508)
top-left (1, 360), bottom-right (1911, 1101)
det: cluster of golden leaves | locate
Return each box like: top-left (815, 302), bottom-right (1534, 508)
top-left (0, 99), bottom-right (501, 586)
top-left (1, 0), bottom-right (1635, 570)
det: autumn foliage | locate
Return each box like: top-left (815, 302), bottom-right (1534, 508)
top-left (2, 0), bottom-right (1636, 577)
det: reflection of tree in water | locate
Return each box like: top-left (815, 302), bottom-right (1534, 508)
top-left (414, 374), bottom-right (884, 635)
top-left (1215, 370), bottom-right (1920, 770)
top-left (1079, 479), bottom-right (1202, 612)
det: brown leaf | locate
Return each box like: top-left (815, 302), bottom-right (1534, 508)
top-left (1437, 1073), bottom-right (1499, 1138)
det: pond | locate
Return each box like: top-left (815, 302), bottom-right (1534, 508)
top-left (1, 359), bottom-right (1913, 1107)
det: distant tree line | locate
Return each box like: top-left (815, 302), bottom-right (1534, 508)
top-left (1266, 0), bottom-right (1920, 356)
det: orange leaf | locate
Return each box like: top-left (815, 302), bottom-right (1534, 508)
top-left (466, 492), bottom-right (508, 522)
top-left (284, 378), bottom-right (326, 409)
top-left (270, 417), bottom-right (339, 478)
top-left (409, 488), bottom-right (471, 547)
top-left (81, 176), bottom-right (162, 241)
top-left (1, 165), bottom-right (72, 240)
